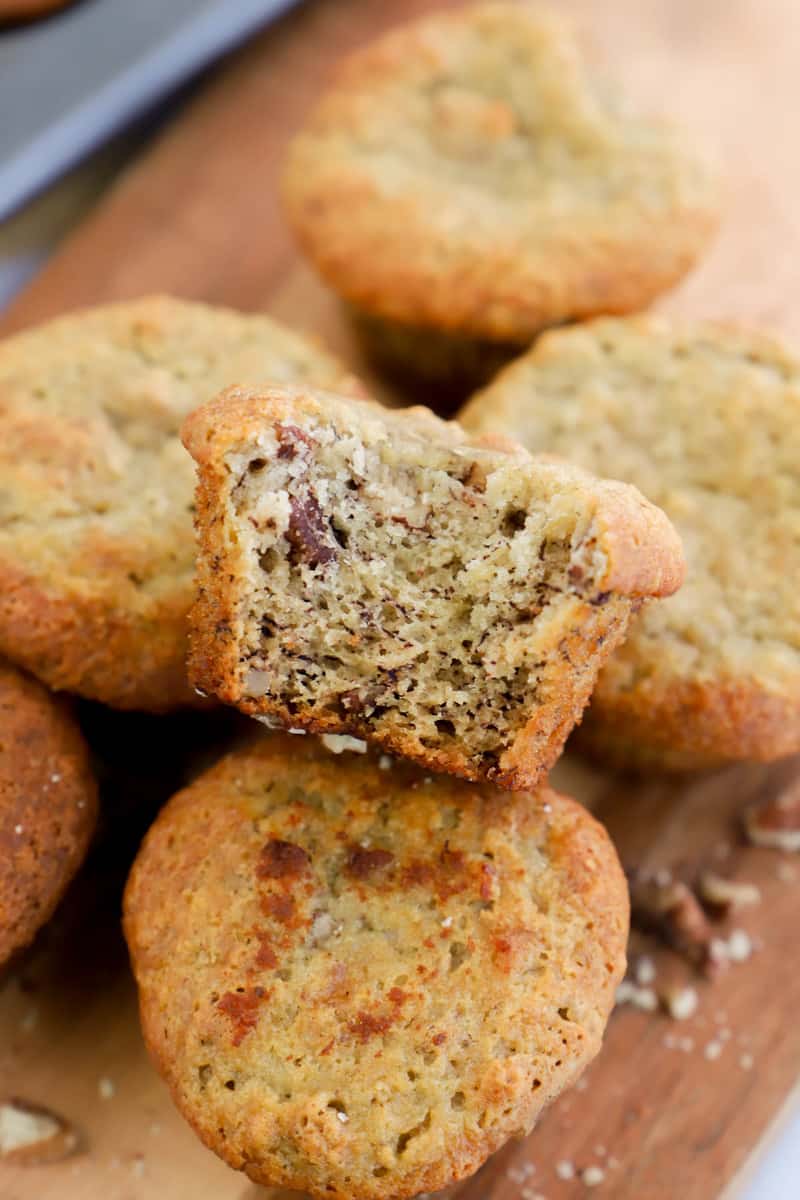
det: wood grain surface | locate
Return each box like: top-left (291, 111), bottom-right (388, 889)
top-left (2, 2), bottom-right (800, 1198)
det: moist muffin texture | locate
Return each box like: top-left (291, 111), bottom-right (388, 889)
top-left (461, 316), bottom-right (800, 765)
top-left (0, 660), bottom-right (97, 966)
top-left (182, 384), bottom-right (683, 789)
top-left (0, 295), bottom-right (357, 711)
top-left (282, 2), bottom-right (718, 349)
top-left (124, 733), bottom-right (628, 1199)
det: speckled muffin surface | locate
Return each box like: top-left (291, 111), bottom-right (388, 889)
top-left (182, 384), bottom-right (683, 790)
top-left (461, 317), bottom-right (800, 765)
top-left (282, 2), bottom-right (718, 345)
top-left (124, 734), bottom-right (627, 1199)
top-left (0, 660), bottom-right (97, 966)
top-left (0, 295), bottom-right (357, 711)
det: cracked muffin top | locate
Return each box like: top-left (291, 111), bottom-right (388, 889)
top-left (461, 316), bottom-right (800, 765)
top-left (0, 659), bottom-right (97, 966)
top-left (123, 732), bottom-right (627, 1199)
top-left (282, 2), bottom-right (718, 344)
top-left (0, 296), bottom-right (357, 711)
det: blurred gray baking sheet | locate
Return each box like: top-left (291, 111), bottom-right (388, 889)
top-left (0, 0), bottom-right (301, 221)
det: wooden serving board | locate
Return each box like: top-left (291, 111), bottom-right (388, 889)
top-left (2, 1), bottom-right (800, 1198)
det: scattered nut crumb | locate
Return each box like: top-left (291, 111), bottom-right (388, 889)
top-left (744, 780), bottom-right (800, 851)
top-left (335, 1110), bottom-right (349, 1124)
top-left (378, 755), bottom-right (393, 771)
top-left (582, 1165), bottom-right (606, 1187)
top-left (131, 1155), bottom-right (146, 1178)
top-left (13, 824), bottom-right (23, 835)
top-left (0, 1099), bottom-right (79, 1165)
top-left (321, 734), bottom-right (367, 755)
top-left (739, 1054), bottom-right (755, 1071)
top-left (698, 872), bottom-right (761, 914)
top-left (704, 1040), bottom-right (723, 1061)
top-left (634, 956), bottom-right (656, 985)
top-left (98, 1078), bottom-right (115, 1101)
top-left (616, 981), bottom-right (658, 1012)
top-left (726, 929), bottom-right (754, 962)
top-left (662, 986), bottom-right (698, 1021)
top-left (556, 1159), bottom-right (575, 1180)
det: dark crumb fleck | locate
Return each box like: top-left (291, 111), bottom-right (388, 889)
top-left (217, 987), bottom-right (268, 1046)
top-left (256, 839), bottom-right (310, 880)
top-left (275, 422), bottom-right (317, 460)
top-left (346, 1011), bottom-right (394, 1043)
top-left (261, 892), bottom-right (296, 923)
top-left (254, 932), bottom-right (278, 969)
top-left (346, 846), bottom-right (395, 879)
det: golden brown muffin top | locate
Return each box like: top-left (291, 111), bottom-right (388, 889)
top-left (283, 2), bottom-right (718, 341)
top-left (0, 295), bottom-right (356, 711)
top-left (124, 733), bottom-right (627, 1199)
top-left (462, 316), bottom-right (800, 761)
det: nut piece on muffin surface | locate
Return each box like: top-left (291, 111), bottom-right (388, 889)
top-left (0, 659), bottom-right (97, 967)
top-left (461, 316), bottom-right (800, 768)
top-left (0, 295), bottom-right (358, 712)
top-left (282, 1), bottom-right (718, 386)
top-left (124, 732), bottom-right (628, 1200)
top-left (182, 384), bottom-right (683, 790)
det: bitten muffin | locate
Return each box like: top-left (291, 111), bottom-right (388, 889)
top-left (0, 661), bottom-right (97, 966)
top-left (282, 2), bottom-right (718, 390)
top-left (182, 384), bottom-right (683, 790)
top-left (124, 733), bottom-right (628, 1199)
top-left (0, 296), bottom-right (358, 711)
top-left (461, 317), bottom-right (800, 767)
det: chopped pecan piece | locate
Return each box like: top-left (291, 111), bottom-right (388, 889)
top-left (628, 872), bottom-right (722, 975)
top-left (744, 778), bottom-right (800, 851)
top-left (0, 1099), bottom-right (80, 1165)
top-left (286, 492), bottom-right (337, 568)
top-left (698, 871), bottom-right (761, 915)
top-left (275, 422), bottom-right (317, 460)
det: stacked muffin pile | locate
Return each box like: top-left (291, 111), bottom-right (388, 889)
top-left (1, 5), bottom-right (798, 1197)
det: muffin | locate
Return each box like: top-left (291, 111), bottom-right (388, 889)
top-left (0, 296), bottom-right (358, 711)
top-left (282, 2), bottom-right (718, 395)
top-left (182, 383), bottom-right (683, 789)
top-left (0, 660), bottom-right (97, 966)
top-left (461, 317), bottom-right (800, 768)
top-left (124, 732), bottom-right (628, 1199)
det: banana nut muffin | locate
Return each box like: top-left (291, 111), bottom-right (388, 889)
top-left (182, 384), bottom-right (684, 790)
top-left (0, 660), bottom-right (97, 966)
top-left (461, 317), bottom-right (800, 767)
top-left (281, 2), bottom-right (718, 388)
top-left (124, 733), bottom-right (628, 1199)
top-left (0, 296), bottom-right (358, 711)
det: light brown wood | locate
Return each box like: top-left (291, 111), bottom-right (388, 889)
top-left (2, 1), bottom-right (800, 1198)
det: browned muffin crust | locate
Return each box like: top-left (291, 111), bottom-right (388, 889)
top-left (0, 661), bottom-right (97, 966)
top-left (124, 733), bottom-right (628, 1199)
